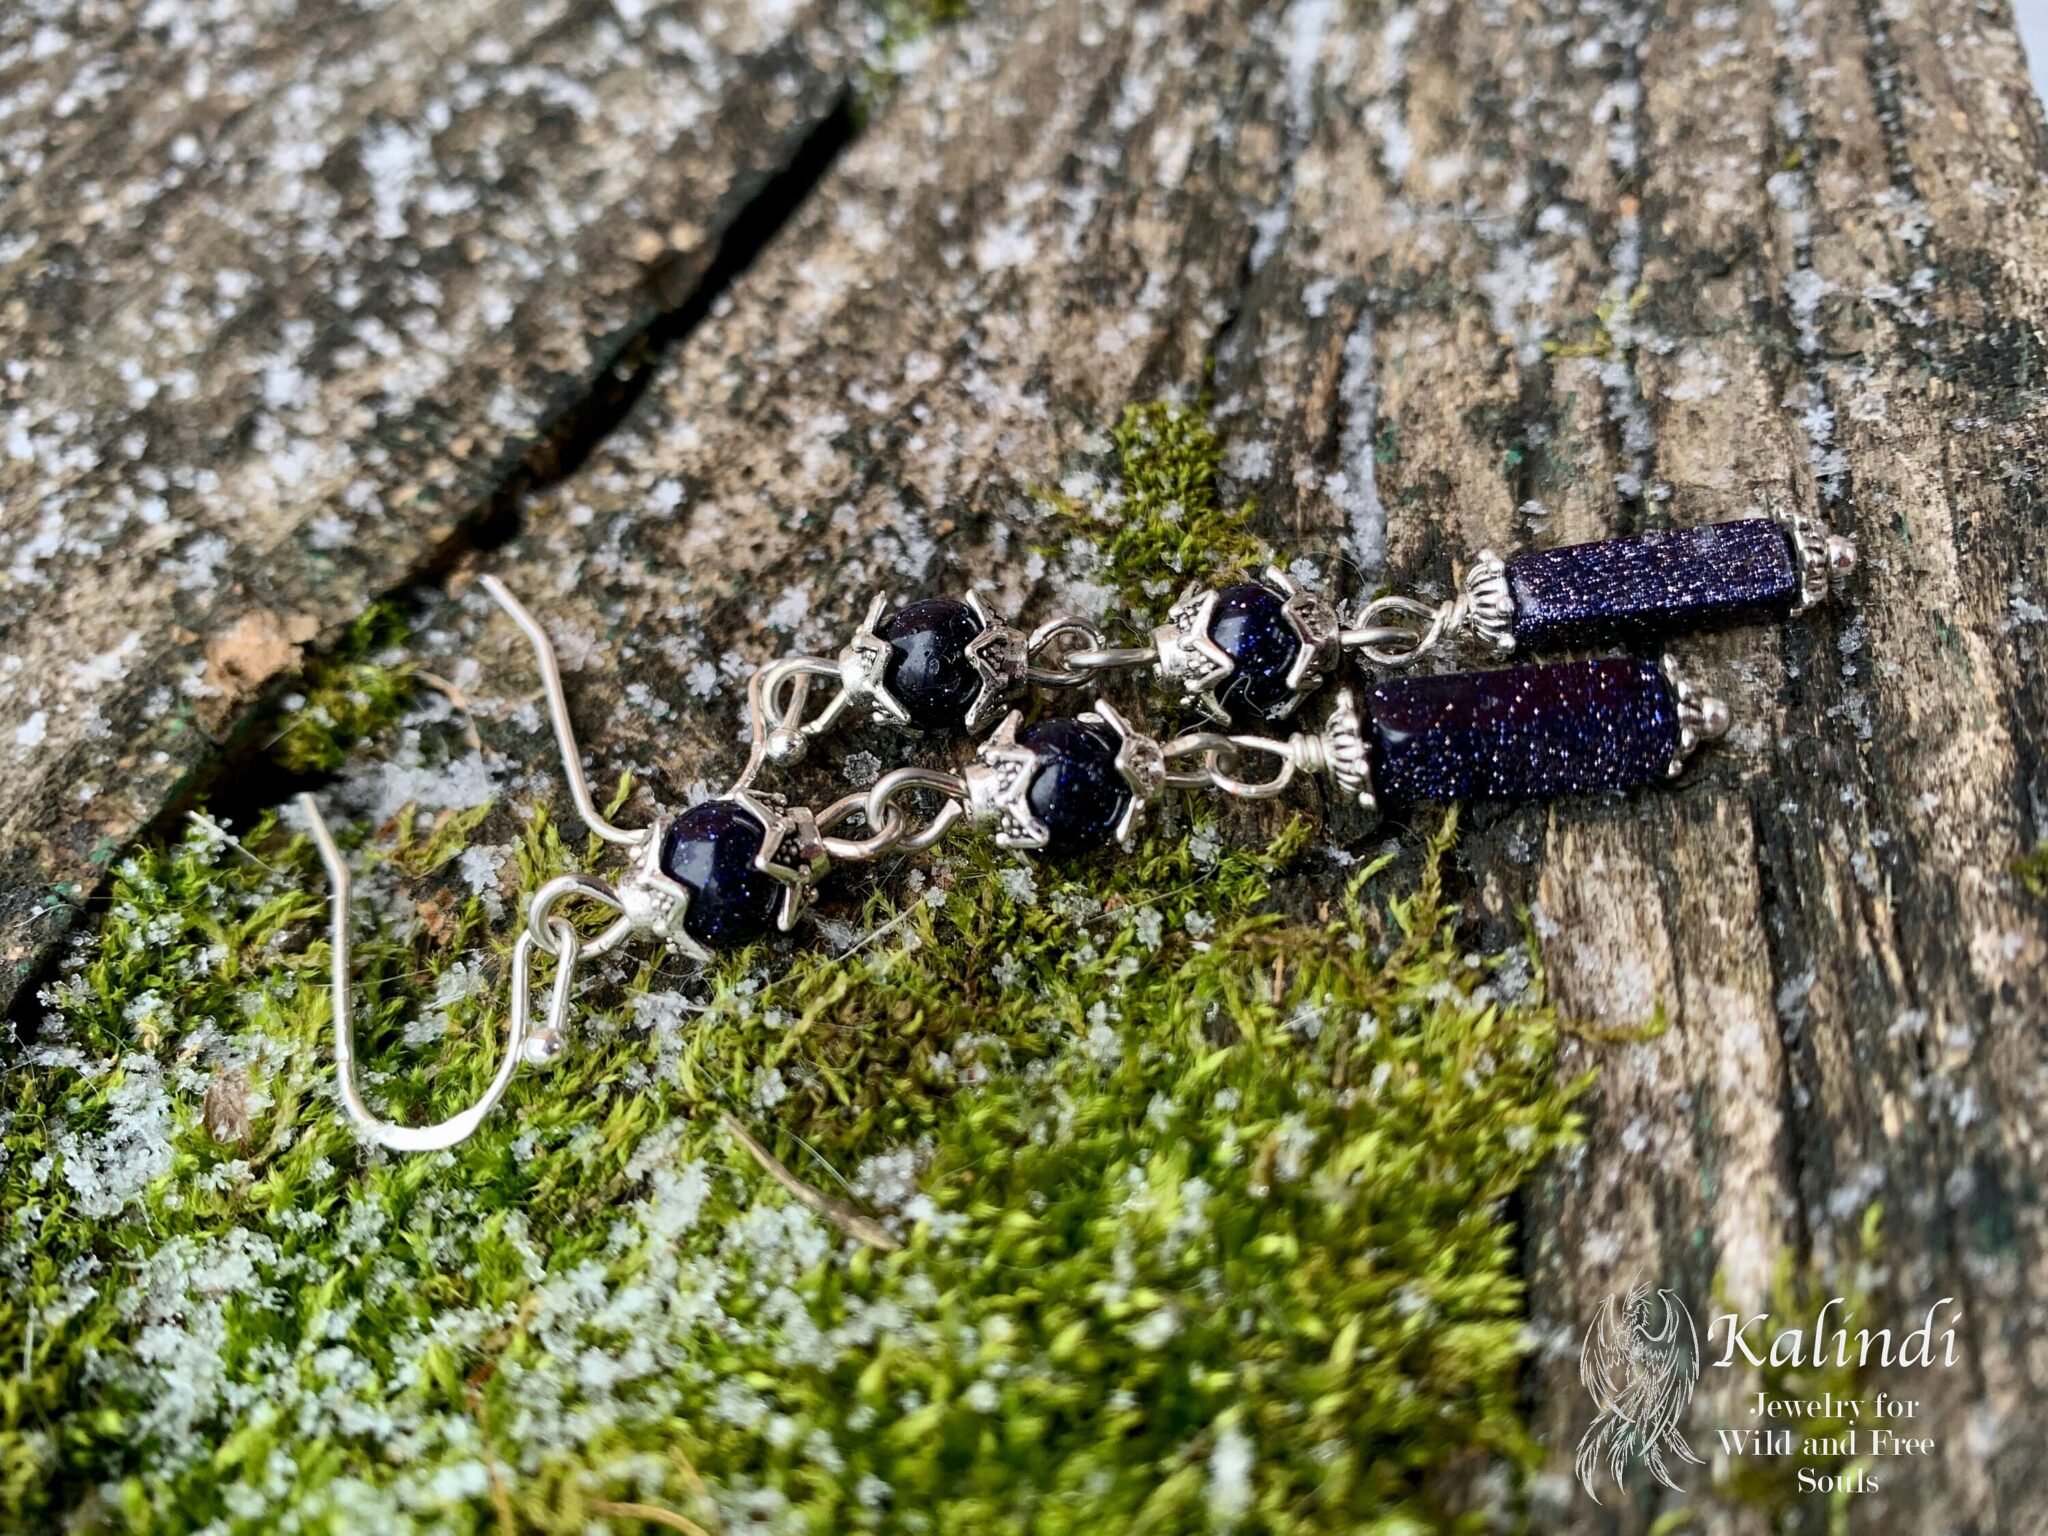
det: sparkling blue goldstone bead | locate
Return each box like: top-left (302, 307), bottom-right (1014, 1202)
top-left (1020, 717), bottom-right (1130, 855)
top-left (882, 597), bottom-right (986, 731)
top-left (1506, 518), bottom-right (1800, 650)
top-left (1366, 657), bottom-right (1680, 803)
top-left (659, 799), bottom-right (784, 948)
top-left (1207, 581), bottom-right (1303, 726)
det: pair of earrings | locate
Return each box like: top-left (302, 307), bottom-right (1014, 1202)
top-left (302, 511), bottom-right (1852, 1150)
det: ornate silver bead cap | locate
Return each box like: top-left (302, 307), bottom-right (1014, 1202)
top-left (733, 786), bottom-right (830, 932)
top-left (1302, 687), bottom-right (1378, 814)
top-left (1271, 565), bottom-right (1342, 695)
top-left (1081, 698), bottom-right (1166, 844)
top-left (614, 819), bottom-right (708, 962)
top-left (961, 590), bottom-right (1030, 732)
top-left (963, 709), bottom-right (1049, 850)
top-left (1460, 549), bottom-right (1517, 655)
top-left (1152, 587), bottom-right (1233, 704)
top-left (1779, 511), bottom-right (1857, 614)
top-left (840, 593), bottom-right (911, 727)
top-left (1660, 655), bottom-right (1733, 777)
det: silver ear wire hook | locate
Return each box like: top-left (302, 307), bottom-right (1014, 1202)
top-left (296, 574), bottom-right (653, 1152)
top-left (476, 573), bottom-right (648, 849)
top-left (300, 795), bottom-right (582, 1152)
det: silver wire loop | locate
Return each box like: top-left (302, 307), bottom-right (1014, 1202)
top-left (1021, 615), bottom-right (1152, 686)
top-left (734, 654), bottom-right (851, 789)
top-left (526, 872), bottom-right (633, 959)
top-left (1340, 593), bottom-right (1463, 666)
top-left (479, 574), bottom-right (648, 848)
top-left (1160, 731), bottom-right (1239, 790)
top-left (817, 767), bottom-right (968, 862)
top-left (302, 794), bottom-right (582, 1153)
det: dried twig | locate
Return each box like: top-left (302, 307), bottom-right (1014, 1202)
top-left (589, 1500), bottom-right (714, 1536)
top-left (466, 1383), bottom-right (518, 1536)
top-left (717, 1110), bottom-right (900, 1253)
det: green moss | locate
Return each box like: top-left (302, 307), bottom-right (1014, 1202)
top-left (263, 603), bottom-right (418, 776)
top-left (0, 784), bottom-right (1584, 1532)
top-left (859, 0), bottom-right (975, 113)
top-left (2013, 840), bottom-right (2048, 901)
top-left (1043, 400), bottom-right (1271, 613)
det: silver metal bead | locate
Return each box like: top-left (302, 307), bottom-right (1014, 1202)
top-left (1780, 511), bottom-right (1853, 614)
top-left (961, 590), bottom-right (1029, 732)
top-left (1080, 698), bottom-right (1165, 845)
top-left (1460, 550), bottom-right (1517, 656)
top-left (962, 710), bottom-right (1051, 851)
top-left (1661, 655), bottom-right (1733, 776)
top-left (613, 820), bottom-right (709, 961)
top-left (732, 787), bottom-right (830, 933)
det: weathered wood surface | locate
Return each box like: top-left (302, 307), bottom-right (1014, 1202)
top-left (6, 0), bottom-right (2048, 1529)
top-left (0, 0), bottom-right (866, 1009)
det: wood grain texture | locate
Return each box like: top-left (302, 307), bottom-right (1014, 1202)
top-left (6, 0), bottom-right (2048, 1527)
top-left (420, 0), bottom-right (2048, 1527)
top-left (0, 0), bottom-right (865, 1010)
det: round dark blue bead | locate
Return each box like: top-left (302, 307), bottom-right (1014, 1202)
top-left (1207, 581), bottom-right (1303, 726)
top-left (659, 799), bottom-right (784, 949)
top-left (881, 597), bottom-right (985, 731)
top-left (1020, 717), bottom-right (1130, 856)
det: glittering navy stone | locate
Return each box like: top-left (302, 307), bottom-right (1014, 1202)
top-left (659, 799), bottom-right (784, 948)
top-left (881, 597), bottom-right (986, 731)
top-left (1020, 717), bottom-right (1130, 855)
top-left (1506, 518), bottom-right (1800, 650)
top-left (1366, 658), bottom-right (1680, 803)
top-left (1207, 581), bottom-right (1303, 726)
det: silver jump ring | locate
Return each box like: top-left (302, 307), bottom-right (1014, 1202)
top-left (526, 872), bottom-right (632, 958)
top-left (1023, 615), bottom-right (1109, 687)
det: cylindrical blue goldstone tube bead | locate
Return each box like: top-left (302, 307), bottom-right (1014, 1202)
top-left (1505, 518), bottom-right (1800, 650)
top-left (1366, 657), bottom-right (1680, 802)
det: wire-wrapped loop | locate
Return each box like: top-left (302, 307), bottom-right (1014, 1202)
top-left (1340, 594), bottom-right (1463, 666)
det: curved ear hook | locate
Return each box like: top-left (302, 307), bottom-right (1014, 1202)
top-left (476, 573), bottom-right (648, 849)
top-left (290, 573), bottom-right (637, 1152)
top-left (300, 793), bottom-right (581, 1153)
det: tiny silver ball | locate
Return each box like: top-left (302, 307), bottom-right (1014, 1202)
top-left (522, 1030), bottom-right (565, 1066)
top-left (1826, 534), bottom-right (1858, 579)
top-left (1697, 696), bottom-right (1732, 740)
top-left (766, 727), bottom-right (806, 765)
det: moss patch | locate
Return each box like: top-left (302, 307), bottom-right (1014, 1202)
top-left (263, 603), bottom-right (418, 777)
top-left (1043, 400), bottom-right (1271, 614)
top-left (1, 786), bottom-right (1582, 1532)
top-left (2014, 840), bottom-right (2048, 902)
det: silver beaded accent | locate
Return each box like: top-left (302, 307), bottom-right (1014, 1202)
top-left (1307, 688), bottom-right (1377, 813)
top-left (1660, 655), bottom-right (1732, 777)
top-left (613, 820), bottom-right (706, 960)
top-left (961, 590), bottom-right (1030, 732)
top-left (1779, 511), bottom-right (1857, 615)
top-left (733, 787), bottom-right (830, 932)
top-left (1082, 699), bottom-right (1165, 844)
top-left (962, 710), bottom-right (1050, 851)
top-left (1460, 550), bottom-right (1517, 655)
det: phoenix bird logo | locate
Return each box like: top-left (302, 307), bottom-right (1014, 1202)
top-left (1576, 1280), bottom-right (1705, 1504)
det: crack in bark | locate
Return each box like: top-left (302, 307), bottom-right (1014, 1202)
top-left (3, 91), bottom-right (862, 1045)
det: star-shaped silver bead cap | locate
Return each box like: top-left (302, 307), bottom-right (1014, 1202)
top-left (963, 709), bottom-right (1050, 850)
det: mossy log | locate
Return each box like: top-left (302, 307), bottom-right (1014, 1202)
top-left (2, 0), bottom-right (2046, 1529)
